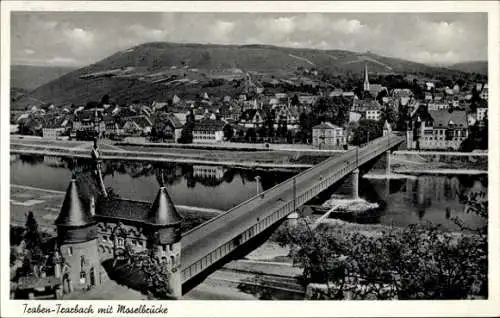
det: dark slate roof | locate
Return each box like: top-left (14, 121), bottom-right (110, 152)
top-left (95, 187), bottom-right (183, 226)
top-left (429, 110), bottom-right (468, 128)
top-left (193, 119), bottom-right (226, 132)
top-left (55, 178), bottom-right (94, 227)
top-left (149, 187), bottom-right (183, 225)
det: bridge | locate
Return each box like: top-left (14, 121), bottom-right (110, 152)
top-left (179, 134), bottom-right (405, 294)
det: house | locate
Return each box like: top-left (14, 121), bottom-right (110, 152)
top-left (479, 86), bottom-right (488, 101)
top-left (122, 115), bottom-right (152, 136)
top-left (42, 125), bottom-right (65, 139)
top-left (329, 88), bottom-right (343, 97)
top-left (274, 107), bottom-right (299, 130)
top-left (298, 95), bottom-right (317, 105)
top-left (406, 109), bottom-right (468, 150)
top-left (312, 122), bottom-right (347, 149)
top-left (349, 111), bottom-right (362, 123)
top-left (192, 119), bottom-right (226, 143)
top-left (427, 102), bottom-right (449, 111)
top-left (239, 109), bottom-right (265, 128)
top-left (365, 108), bottom-right (382, 121)
top-left (352, 99), bottom-right (383, 121)
top-left (42, 116), bottom-right (71, 139)
top-left (477, 106), bottom-right (488, 122)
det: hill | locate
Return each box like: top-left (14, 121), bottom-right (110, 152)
top-left (18, 42), bottom-right (466, 107)
top-left (447, 61), bottom-right (487, 75)
top-left (11, 65), bottom-right (76, 91)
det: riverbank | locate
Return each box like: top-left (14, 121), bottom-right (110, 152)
top-left (10, 142), bottom-right (325, 170)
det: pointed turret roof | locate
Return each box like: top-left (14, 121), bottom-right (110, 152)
top-left (55, 178), bottom-right (94, 227)
top-left (148, 187), bottom-right (183, 226)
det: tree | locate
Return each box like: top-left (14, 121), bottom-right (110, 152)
top-left (245, 128), bottom-right (257, 142)
top-left (273, 192), bottom-right (487, 300)
top-left (100, 94), bottom-right (110, 105)
top-left (380, 106), bottom-right (397, 126)
top-left (24, 212), bottom-right (41, 251)
top-left (223, 124), bottom-right (234, 141)
top-left (124, 246), bottom-right (173, 298)
top-left (351, 119), bottom-right (384, 145)
top-left (291, 94), bottom-right (300, 106)
top-left (178, 111), bottom-right (195, 144)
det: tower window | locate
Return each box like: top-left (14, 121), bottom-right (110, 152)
top-left (68, 247), bottom-right (73, 256)
top-left (80, 271), bottom-right (86, 284)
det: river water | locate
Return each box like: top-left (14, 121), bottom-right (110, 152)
top-left (10, 154), bottom-right (487, 231)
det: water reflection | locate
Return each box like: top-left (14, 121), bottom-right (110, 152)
top-left (11, 155), bottom-right (295, 211)
top-left (10, 155), bottom-right (487, 230)
top-left (358, 175), bottom-right (487, 231)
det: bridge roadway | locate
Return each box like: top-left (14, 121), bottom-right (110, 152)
top-left (180, 134), bottom-right (404, 287)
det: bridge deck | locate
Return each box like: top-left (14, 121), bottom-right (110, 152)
top-left (180, 134), bottom-right (404, 285)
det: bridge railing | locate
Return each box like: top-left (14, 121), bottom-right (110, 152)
top-left (182, 134), bottom-right (403, 247)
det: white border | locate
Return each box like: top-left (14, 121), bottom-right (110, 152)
top-left (1, 1), bottom-right (499, 317)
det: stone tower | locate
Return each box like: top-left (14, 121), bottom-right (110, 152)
top-left (54, 176), bottom-right (101, 293)
top-left (148, 186), bottom-right (184, 298)
top-left (383, 120), bottom-right (392, 136)
top-left (363, 63), bottom-right (370, 91)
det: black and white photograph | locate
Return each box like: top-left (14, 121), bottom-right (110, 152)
top-left (1, 1), bottom-right (499, 316)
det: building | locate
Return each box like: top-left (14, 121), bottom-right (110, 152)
top-left (239, 109), bottom-right (265, 129)
top-left (477, 106), bottom-right (488, 122)
top-left (349, 111), bottom-right (362, 123)
top-left (122, 115), bottom-right (152, 136)
top-left (365, 108), bottom-right (382, 121)
top-left (193, 165), bottom-right (226, 180)
top-left (35, 172), bottom-right (185, 299)
top-left (479, 85), bottom-right (488, 101)
top-left (312, 122), bottom-right (347, 149)
top-left (192, 119), bottom-right (226, 143)
top-left (407, 110), bottom-right (469, 150)
top-left (42, 126), bottom-right (65, 139)
top-left (427, 102), bottom-right (450, 111)
top-left (363, 64), bottom-right (370, 92)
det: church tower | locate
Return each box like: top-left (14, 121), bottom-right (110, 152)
top-left (148, 186), bottom-right (184, 299)
top-left (55, 176), bottom-right (101, 293)
top-left (363, 63), bottom-right (370, 91)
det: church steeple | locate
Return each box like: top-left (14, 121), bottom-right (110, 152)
top-left (363, 63), bottom-right (370, 91)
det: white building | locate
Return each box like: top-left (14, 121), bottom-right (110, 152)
top-left (365, 108), bottom-right (381, 121)
top-left (42, 127), bottom-right (65, 139)
top-left (312, 122), bottom-right (347, 149)
top-left (192, 119), bottom-right (226, 143)
top-left (477, 107), bottom-right (488, 122)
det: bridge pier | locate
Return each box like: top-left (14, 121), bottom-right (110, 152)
top-left (287, 211), bottom-right (299, 226)
top-left (255, 176), bottom-right (261, 195)
top-left (351, 168), bottom-right (359, 200)
top-left (386, 151), bottom-right (391, 175)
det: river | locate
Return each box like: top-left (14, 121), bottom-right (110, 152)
top-left (10, 154), bottom-right (487, 231)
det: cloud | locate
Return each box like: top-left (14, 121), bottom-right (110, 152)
top-left (209, 20), bottom-right (236, 42)
top-left (128, 24), bottom-right (168, 42)
top-left (10, 12), bottom-right (487, 67)
top-left (63, 27), bottom-right (94, 48)
top-left (331, 19), bottom-right (366, 34)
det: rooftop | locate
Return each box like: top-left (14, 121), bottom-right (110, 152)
top-left (95, 187), bottom-right (182, 226)
top-left (55, 178), bottom-right (94, 227)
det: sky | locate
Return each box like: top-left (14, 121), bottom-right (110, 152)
top-left (11, 12), bottom-right (488, 67)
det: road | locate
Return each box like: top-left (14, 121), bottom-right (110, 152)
top-left (180, 135), bottom-right (404, 282)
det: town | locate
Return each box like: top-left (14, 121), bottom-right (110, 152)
top-left (7, 9), bottom-right (492, 308)
top-left (10, 64), bottom-right (488, 152)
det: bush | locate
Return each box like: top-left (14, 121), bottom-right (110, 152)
top-left (280, 192), bottom-right (487, 300)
